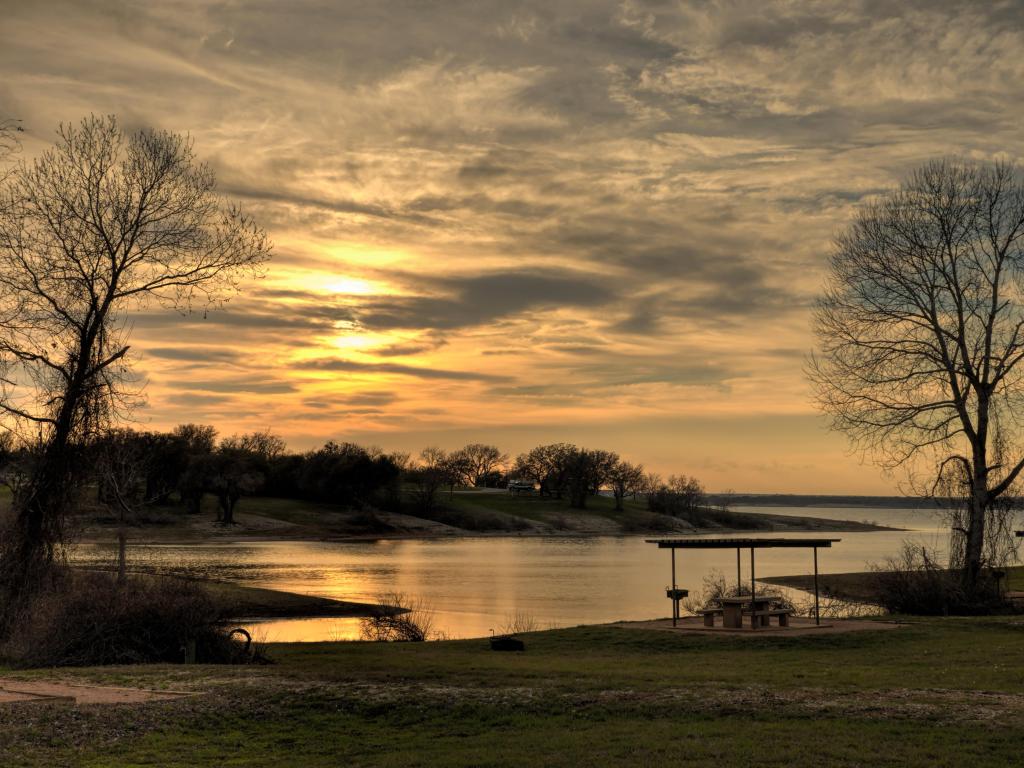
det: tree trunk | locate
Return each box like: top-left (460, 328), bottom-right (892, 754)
top-left (4, 422), bottom-right (76, 601)
top-left (964, 465), bottom-right (987, 590)
top-left (964, 396), bottom-right (990, 591)
top-left (185, 492), bottom-right (202, 515)
top-left (5, 318), bottom-right (100, 601)
top-left (217, 493), bottom-right (233, 525)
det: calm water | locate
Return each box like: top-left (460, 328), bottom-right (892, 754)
top-left (74, 505), bottom-right (952, 641)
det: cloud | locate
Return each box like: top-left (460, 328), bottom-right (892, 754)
top-left (163, 393), bottom-right (234, 406)
top-left (373, 340), bottom-right (447, 357)
top-left (165, 377), bottom-right (299, 395)
top-left (295, 358), bottom-right (512, 383)
top-left (219, 182), bottom-right (439, 225)
top-left (128, 297), bottom-right (355, 344)
top-left (146, 347), bottom-right (245, 364)
top-left (355, 270), bottom-right (615, 331)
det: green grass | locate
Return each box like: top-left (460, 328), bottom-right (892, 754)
top-left (76, 704), bottom-right (1023, 768)
top-left (4, 618), bottom-right (1024, 767)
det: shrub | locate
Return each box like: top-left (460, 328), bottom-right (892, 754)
top-left (498, 610), bottom-right (538, 635)
top-left (869, 543), bottom-right (1006, 615)
top-left (0, 569), bottom-right (261, 667)
top-left (359, 592), bottom-right (437, 641)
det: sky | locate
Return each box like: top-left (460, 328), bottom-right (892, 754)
top-left (2, 0), bottom-right (1023, 494)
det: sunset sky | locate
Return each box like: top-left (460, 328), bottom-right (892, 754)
top-left (2, 1), bottom-right (1023, 494)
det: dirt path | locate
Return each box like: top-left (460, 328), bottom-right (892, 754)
top-left (0, 678), bottom-right (193, 705)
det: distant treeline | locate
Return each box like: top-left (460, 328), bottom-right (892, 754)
top-left (0, 427), bottom-right (714, 525)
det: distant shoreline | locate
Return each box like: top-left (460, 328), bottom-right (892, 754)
top-left (73, 515), bottom-right (901, 548)
top-left (65, 492), bottom-right (904, 550)
top-left (710, 494), bottom-right (949, 509)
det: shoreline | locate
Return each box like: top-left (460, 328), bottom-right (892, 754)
top-left (764, 565), bottom-right (1024, 602)
top-left (73, 519), bottom-right (904, 548)
top-left (88, 570), bottom-right (402, 622)
top-left (59, 492), bottom-right (904, 548)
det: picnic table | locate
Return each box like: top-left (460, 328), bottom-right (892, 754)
top-left (713, 596), bottom-right (790, 629)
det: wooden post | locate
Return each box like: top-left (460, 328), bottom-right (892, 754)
top-left (671, 547), bottom-right (677, 626)
top-left (813, 546), bottom-right (820, 626)
top-left (117, 528), bottom-right (126, 585)
top-left (750, 547), bottom-right (756, 631)
top-left (736, 548), bottom-right (741, 594)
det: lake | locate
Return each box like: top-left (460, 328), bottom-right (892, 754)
top-left (74, 505), bottom-right (952, 641)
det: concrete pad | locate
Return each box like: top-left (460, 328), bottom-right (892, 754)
top-left (614, 616), bottom-right (904, 636)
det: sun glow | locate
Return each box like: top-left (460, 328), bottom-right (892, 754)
top-left (330, 333), bottom-right (386, 351)
top-left (323, 277), bottom-right (383, 296)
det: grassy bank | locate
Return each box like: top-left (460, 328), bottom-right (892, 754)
top-left (764, 565), bottom-right (1024, 601)
top-left (197, 579), bottom-right (395, 620)
top-left (68, 488), bottom-right (897, 546)
top-left (2, 617), bottom-right (1024, 766)
top-left (68, 570), bottom-right (394, 621)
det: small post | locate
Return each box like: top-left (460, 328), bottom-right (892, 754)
top-left (116, 528), bottom-right (127, 585)
top-left (750, 547), bottom-right (756, 631)
top-left (813, 546), bottom-right (820, 626)
top-left (671, 547), bottom-right (677, 627)
top-left (736, 548), bottom-right (741, 593)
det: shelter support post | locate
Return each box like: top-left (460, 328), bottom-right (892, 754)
top-left (671, 547), bottom-right (677, 627)
top-left (736, 548), bottom-right (741, 593)
top-left (813, 546), bottom-right (820, 626)
top-left (750, 547), bottom-right (756, 631)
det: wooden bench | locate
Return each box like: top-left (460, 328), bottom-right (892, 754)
top-left (699, 608), bottom-right (724, 627)
top-left (750, 609), bottom-right (792, 628)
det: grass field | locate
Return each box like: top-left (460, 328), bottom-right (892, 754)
top-left (3, 616), bottom-right (1024, 767)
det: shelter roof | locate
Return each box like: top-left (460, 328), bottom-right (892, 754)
top-left (647, 538), bottom-right (840, 549)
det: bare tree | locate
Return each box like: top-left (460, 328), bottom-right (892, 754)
top-left (809, 159), bottom-right (1024, 589)
top-left (409, 446), bottom-right (456, 513)
top-left (586, 449), bottom-right (620, 496)
top-left (641, 471), bottom-right (663, 496)
top-left (453, 443), bottom-right (507, 487)
top-left (513, 443), bottom-right (575, 498)
top-left (172, 423), bottom-right (219, 454)
top-left (0, 119), bottom-right (20, 179)
top-left (206, 445), bottom-right (264, 526)
top-left (93, 429), bottom-right (149, 583)
top-left (221, 429), bottom-right (287, 463)
top-left (0, 116), bottom-right (270, 596)
top-left (608, 460), bottom-right (645, 511)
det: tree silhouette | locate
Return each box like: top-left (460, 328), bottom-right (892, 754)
top-left (0, 116), bottom-right (270, 600)
top-left (810, 159), bottom-right (1024, 589)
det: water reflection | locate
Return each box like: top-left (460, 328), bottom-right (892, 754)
top-left (72, 506), bottom-right (949, 641)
